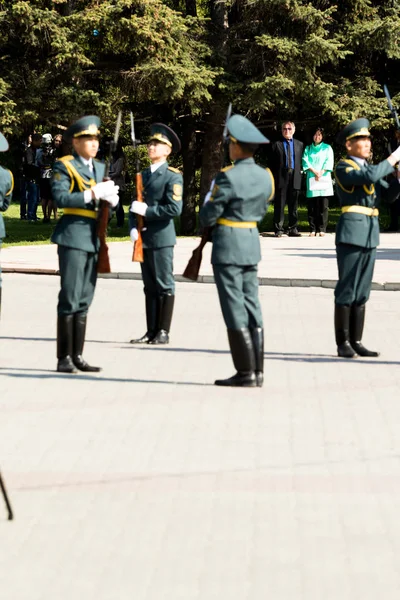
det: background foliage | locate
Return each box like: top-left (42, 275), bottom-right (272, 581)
top-left (0, 0), bottom-right (399, 232)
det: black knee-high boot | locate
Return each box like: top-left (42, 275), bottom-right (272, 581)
top-left (350, 304), bottom-right (379, 357)
top-left (334, 304), bottom-right (357, 358)
top-left (148, 294), bottom-right (175, 345)
top-left (57, 314), bottom-right (77, 373)
top-left (130, 294), bottom-right (159, 344)
top-left (250, 328), bottom-right (264, 387)
top-left (73, 313), bottom-right (101, 372)
top-left (215, 328), bottom-right (257, 387)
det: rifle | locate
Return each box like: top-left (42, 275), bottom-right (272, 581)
top-left (0, 469), bottom-right (13, 520)
top-left (130, 112), bottom-right (144, 263)
top-left (183, 102), bottom-right (232, 281)
top-left (384, 84), bottom-right (400, 131)
top-left (97, 110), bottom-right (122, 273)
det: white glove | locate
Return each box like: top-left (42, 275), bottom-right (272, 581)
top-left (130, 200), bottom-right (148, 216)
top-left (105, 194), bottom-right (119, 208)
top-left (203, 179), bottom-right (215, 205)
top-left (91, 180), bottom-right (117, 200)
top-left (388, 146), bottom-right (400, 166)
top-left (130, 228), bottom-right (139, 243)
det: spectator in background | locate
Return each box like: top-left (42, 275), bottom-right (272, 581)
top-left (51, 134), bottom-right (64, 220)
top-left (25, 133), bottom-right (42, 222)
top-left (385, 130), bottom-right (400, 232)
top-left (269, 120), bottom-right (303, 237)
top-left (302, 127), bottom-right (334, 237)
top-left (36, 133), bottom-right (56, 222)
top-left (19, 134), bottom-right (31, 220)
top-left (109, 141), bottom-right (126, 228)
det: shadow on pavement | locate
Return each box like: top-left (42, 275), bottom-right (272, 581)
top-left (0, 367), bottom-right (213, 386)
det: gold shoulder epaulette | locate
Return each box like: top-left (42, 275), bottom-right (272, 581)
top-left (167, 166), bottom-right (181, 174)
top-left (221, 165), bottom-right (234, 173)
top-left (57, 155), bottom-right (74, 164)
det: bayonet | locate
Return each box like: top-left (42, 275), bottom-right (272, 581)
top-left (384, 84), bottom-right (400, 131)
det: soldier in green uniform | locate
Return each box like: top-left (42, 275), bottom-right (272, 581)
top-left (0, 132), bottom-right (14, 319)
top-left (51, 116), bottom-right (119, 373)
top-left (334, 118), bottom-right (400, 358)
top-left (129, 123), bottom-right (183, 345)
top-left (199, 114), bottom-right (274, 387)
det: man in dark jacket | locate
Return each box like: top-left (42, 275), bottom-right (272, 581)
top-left (269, 121), bottom-right (303, 237)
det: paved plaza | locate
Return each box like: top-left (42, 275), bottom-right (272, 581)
top-left (1, 270), bottom-right (400, 598)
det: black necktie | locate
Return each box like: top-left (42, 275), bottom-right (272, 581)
top-left (287, 141), bottom-right (292, 169)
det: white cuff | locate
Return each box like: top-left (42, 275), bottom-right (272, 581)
top-left (84, 189), bottom-right (93, 204)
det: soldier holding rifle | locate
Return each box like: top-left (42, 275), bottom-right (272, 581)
top-left (334, 118), bottom-right (400, 358)
top-left (51, 116), bottom-right (119, 373)
top-left (199, 114), bottom-right (274, 388)
top-left (129, 123), bottom-right (183, 345)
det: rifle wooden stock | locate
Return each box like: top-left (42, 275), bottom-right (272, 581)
top-left (96, 199), bottom-right (111, 273)
top-left (132, 171), bottom-right (144, 263)
top-left (182, 227), bottom-right (212, 281)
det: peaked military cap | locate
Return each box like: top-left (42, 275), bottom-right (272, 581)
top-left (149, 123), bottom-right (181, 153)
top-left (227, 114), bottom-right (270, 145)
top-left (0, 132), bottom-right (9, 152)
top-left (66, 115), bottom-right (101, 141)
top-left (337, 118), bottom-right (371, 145)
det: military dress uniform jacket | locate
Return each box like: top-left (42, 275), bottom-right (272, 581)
top-left (335, 157), bottom-right (400, 249)
top-left (51, 153), bottom-right (106, 253)
top-left (129, 162), bottom-right (183, 249)
top-left (200, 158), bottom-right (274, 265)
top-left (0, 166), bottom-right (13, 240)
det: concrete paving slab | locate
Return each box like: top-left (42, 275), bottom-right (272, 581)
top-left (1, 275), bottom-right (400, 598)
top-left (2, 232), bottom-right (400, 288)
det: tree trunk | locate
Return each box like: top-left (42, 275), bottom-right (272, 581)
top-left (180, 116), bottom-right (198, 235)
top-left (185, 0), bottom-right (197, 16)
top-left (199, 0), bottom-right (229, 205)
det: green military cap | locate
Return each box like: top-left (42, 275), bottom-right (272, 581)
top-left (0, 132), bottom-right (9, 152)
top-left (65, 115), bottom-right (101, 141)
top-left (337, 118), bottom-right (371, 145)
top-left (227, 114), bottom-right (270, 144)
top-left (149, 123), bottom-right (181, 153)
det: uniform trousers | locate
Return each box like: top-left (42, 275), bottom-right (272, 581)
top-left (141, 247), bottom-right (175, 295)
top-left (57, 246), bottom-right (97, 315)
top-left (334, 243), bottom-right (376, 306)
top-left (213, 264), bottom-right (263, 330)
top-left (273, 171), bottom-right (299, 233)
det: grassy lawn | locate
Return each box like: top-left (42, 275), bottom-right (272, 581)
top-left (2, 200), bottom-right (393, 247)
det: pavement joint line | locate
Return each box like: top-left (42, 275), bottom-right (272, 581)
top-left (3, 267), bottom-right (400, 290)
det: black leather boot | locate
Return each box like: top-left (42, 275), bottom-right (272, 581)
top-left (250, 328), bottom-right (264, 387)
top-left (350, 304), bottom-right (379, 357)
top-left (215, 328), bottom-right (257, 387)
top-left (334, 304), bottom-right (357, 358)
top-left (130, 295), bottom-right (158, 344)
top-left (148, 294), bottom-right (175, 345)
top-left (57, 314), bottom-right (78, 373)
top-left (72, 313), bottom-right (101, 372)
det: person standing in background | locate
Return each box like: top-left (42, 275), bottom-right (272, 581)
top-left (25, 133), bottom-right (41, 222)
top-left (0, 131), bottom-right (14, 318)
top-left (269, 120), bottom-right (303, 237)
top-left (302, 127), bottom-right (334, 236)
